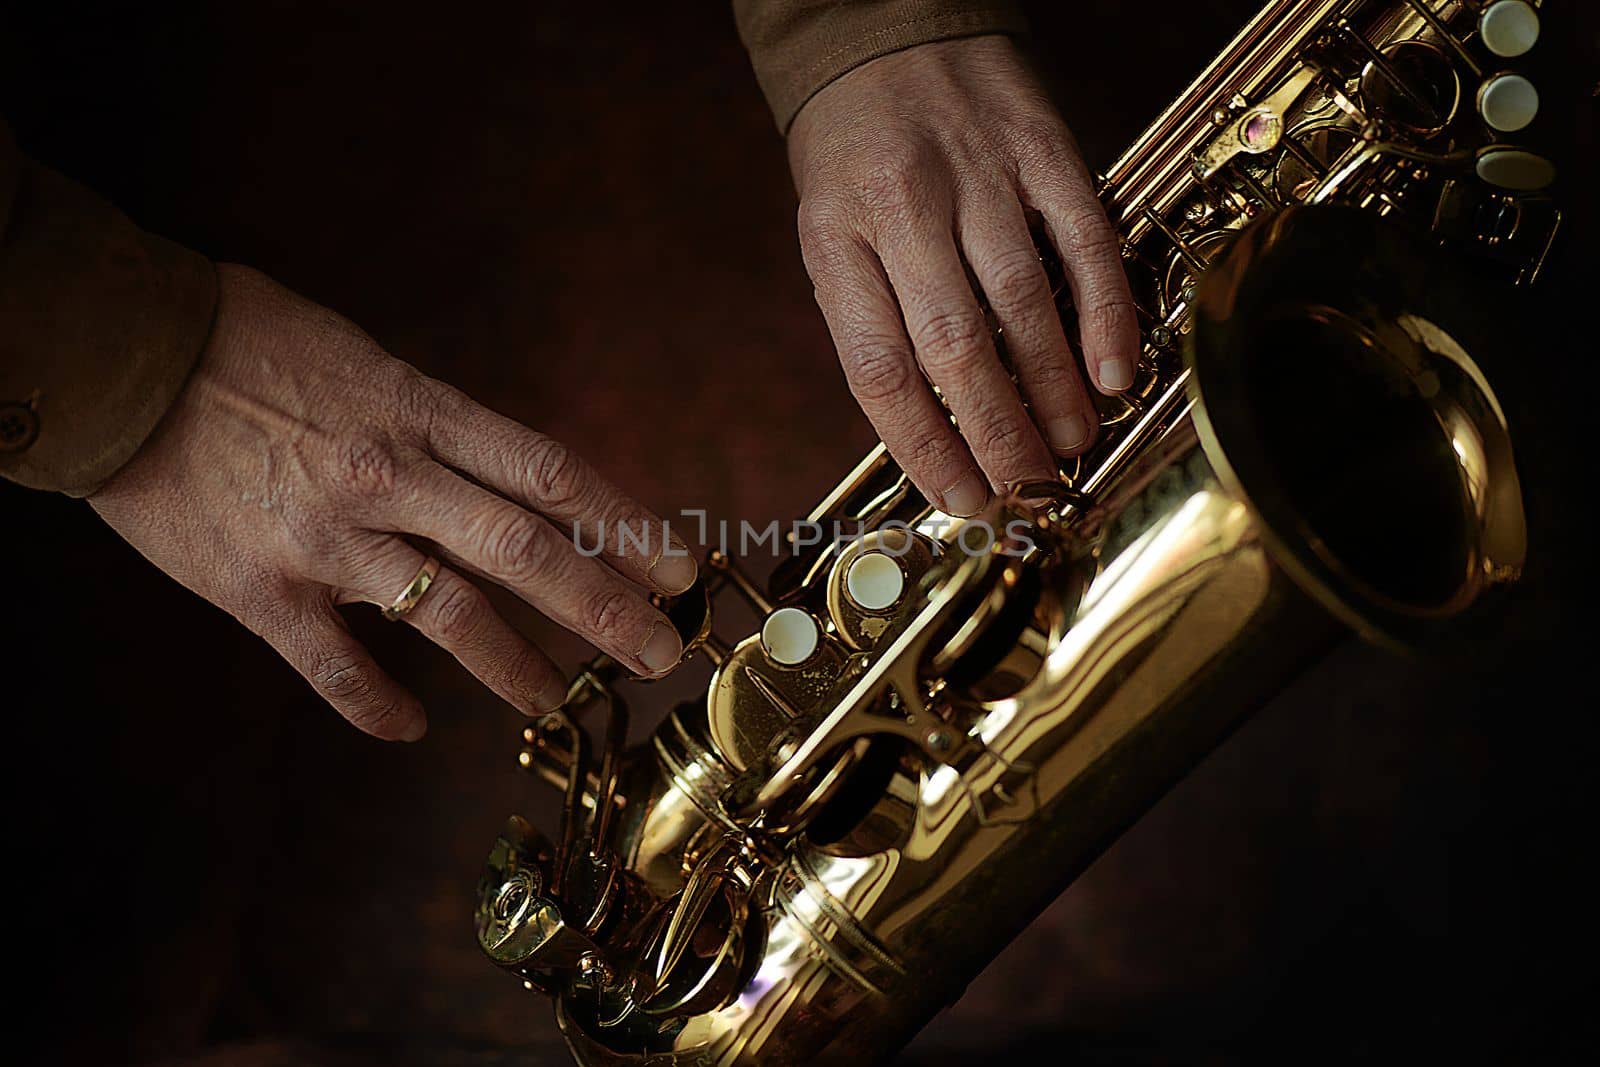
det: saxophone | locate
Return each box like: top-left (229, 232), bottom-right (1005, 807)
top-left (475, 1), bottom-right (1555, 1062)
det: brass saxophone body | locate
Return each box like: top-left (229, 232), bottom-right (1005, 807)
top-left (476, 2), bottom-right (1553, 1062)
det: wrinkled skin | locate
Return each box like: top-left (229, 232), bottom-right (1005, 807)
top-left (89, 35), bottom-right (1133, 742)
top-left (91, 265), bottom-right (695, 741)
top-left (789, 35), bottom-right (1139, 516)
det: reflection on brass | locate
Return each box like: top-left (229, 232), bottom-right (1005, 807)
top-left (474, 2), bottom-right (1555, 1063)
top-left (706, 630), bottom-right (847, 774)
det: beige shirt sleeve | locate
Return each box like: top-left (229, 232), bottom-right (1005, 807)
top-left (733, 0), bottom-right (1029, 131)
top-left (1, 117), bottom-right (217, 497)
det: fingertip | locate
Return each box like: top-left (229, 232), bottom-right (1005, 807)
top-left (941, 470), bottom-right (990, 517)
top-left (638, 622), bottom-right (685, 675)
top-left (527, 679), bottom-right (568, 716)
top-left (649, 551), bottom-right (698, 595)
top-left (396, 710), bottom-right (428, 743)
top-left (1084, 302), bottom-right (1141, 396)
top-left (1045, 413), bottom-right (1094, 455)
top-left (1094, 359), bottom-right (1135, 394)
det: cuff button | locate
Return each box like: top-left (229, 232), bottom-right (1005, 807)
top-left (0, 400), bottom-right (40, 453)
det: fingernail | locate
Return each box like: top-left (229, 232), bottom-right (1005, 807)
top-left (650, 549), bottom-right (698, 595)
top-left (398, 715), bottom-right (427, 742)
top-left (1098, 359), bottom-right (1134, 391)
top-left (638, 623), bottom-right (683, 675)
top-left (526, 683), bottom-right (565, 716)
top-left (1047, 414), bottom-right (1090, 452)
top-left (942, 471), bottom-right (989, 517)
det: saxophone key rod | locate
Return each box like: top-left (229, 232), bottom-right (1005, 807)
top-left (1402, 0), bottom-right (1483, 77)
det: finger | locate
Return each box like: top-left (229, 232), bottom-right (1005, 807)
top-left (799, 223), bottom-right (988, 516)
top-left (879, 223), bottom-right (1058, 495)
top-left (1016, 128), bottom-right (1140, 395)
top-left (261, 594), bottom-right (426, 742)
top-left (958, 190), bottom-right (1098, 457)
top-left (419, 386), bottom-right (697, 594)
top-left (379, 464), bottom-right (685, 677)
top-left (339, 536), bottom-right (568, 714)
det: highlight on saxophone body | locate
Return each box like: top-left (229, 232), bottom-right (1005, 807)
top-left (475, 1), bottom-right (1557, 1063)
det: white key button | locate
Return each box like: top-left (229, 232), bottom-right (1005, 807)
top-left (1478, 73), bottom-right (1539, 133)
top-left (1475, 147), bottom-right (1555, 190)
top-left (845, 551), bottom-right (905, 611)
top-left (761, 607), bottom-right (820, 666)
top-left (1479, 1), bottom-right (1539, 59)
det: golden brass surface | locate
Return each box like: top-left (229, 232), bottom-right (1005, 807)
top-left (475, 2), bottom-right (1553, 1063)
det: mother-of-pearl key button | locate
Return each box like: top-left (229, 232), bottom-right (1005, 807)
top-left (761, 607), bottom-right (820, 666)
top-left (1475, 147), bottom-right (1555, 190)
top-left (1478, 73), bottom-right (1538, 133)
top-left (845, 551), bottom-right (905, 611)
top-left (1479, 1), bottom-right (1539, 59)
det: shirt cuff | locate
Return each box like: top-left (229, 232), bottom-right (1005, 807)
top-left (734, 1), bottom-right (1030, 132)
top-left (1, 120), bottom-right (217, 498)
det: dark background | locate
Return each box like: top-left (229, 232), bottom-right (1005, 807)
top-left (2, 2), bottom-right (1593, 1064)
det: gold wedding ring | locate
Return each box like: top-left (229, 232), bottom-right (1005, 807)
top-left (382, 556), bottom-right (441, 622)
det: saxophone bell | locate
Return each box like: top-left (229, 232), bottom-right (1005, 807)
top-left (1189, 203), bottom-right (1527, 644)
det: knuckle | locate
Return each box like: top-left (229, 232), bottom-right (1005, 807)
top-left (842, 338), bottom-right (914, 404)
top-left (310, 648), bottom-right (374, 704)
top-left (899, 428), bottom-right (964, 482)
top-left (854, 151), bottom-right (930, 220)
top-left (498, 644), bottom-right (552, 699)
top-left (1081, 299), bottom-right (1141, 368)
top-left (796, 198), bottom-right (849, 267)
top-left (523, 437), bottom-right (585, 509)
top-left (345, 695), bottom-right (408, 738)
top-left (1086, 296), bottom-right (1140, 341)
top-left (337, 436), bottom-right (400, 499)
top-left (1012, 119), bottom-right (1074, 172)
top-left (484, 513), bottom-right (554, 580)
top-left (587, 590), bottom-right (636, 645)
top-left (974, 416), bottom-right (1032, 462)
top-left (916, 307), bottom-right (990, 372)
top-left (428, 580), bottom-right (485, 646)
top-left (1023, 356), bottom-right (1077, 397)
top-left (983, 247), bottom-right (1050, 311)
top-left (1059, 207), bottom-right (1121, 265)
